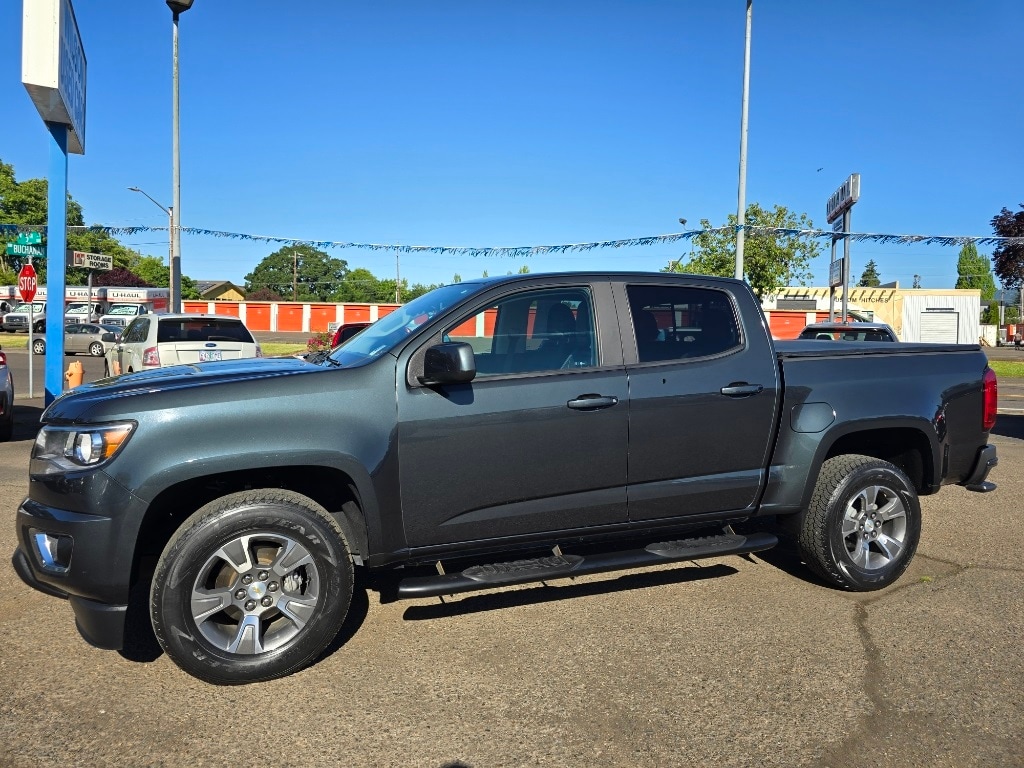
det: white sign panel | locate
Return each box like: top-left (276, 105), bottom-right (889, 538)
top-left (826, 173), bottom-right (860, 224)
top-left (22, 0), bottom-right (87, 154)
top-left (70, 250), bottom-right (112, 270)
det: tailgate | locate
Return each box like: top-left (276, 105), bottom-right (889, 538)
top-left (160, 342), bottom-right (258, 364)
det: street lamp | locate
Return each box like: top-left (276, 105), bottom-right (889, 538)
top-left (167, 0), bottom-right (195, 312)
top-left (128, 186), bottom-right (173, 269)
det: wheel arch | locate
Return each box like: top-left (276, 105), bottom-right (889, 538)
top-left (131, 464), bottom-right (373, 587)
top-left (762, 418), bottom-right (938, 517)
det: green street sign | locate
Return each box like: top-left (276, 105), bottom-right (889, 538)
top-left (15, 232), bottom-right (43, 246)
top-left (6, 243), bottom-right (46, 259)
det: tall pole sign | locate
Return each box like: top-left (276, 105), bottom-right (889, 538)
top-left (826, 173), bottom-right (860, 322)
top-left (22, 0), bottom-right (87, 403)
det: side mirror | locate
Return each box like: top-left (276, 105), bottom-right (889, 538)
top-left (101, 332), bottom-right (116, 342)
top-left (418, 342), bottom-right (476, 385)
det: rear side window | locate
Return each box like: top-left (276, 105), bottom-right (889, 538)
top-left (157, 320), bottom-right (254, 344)
top-left (626, 284), bottom-right (741, 363)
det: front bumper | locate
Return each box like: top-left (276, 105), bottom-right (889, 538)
top-left (13, 490), bottom-right (143, 651)
top-left (963, 443), bottom-right (998, 493)
top-left (12, 546), bottom-right (126, 649)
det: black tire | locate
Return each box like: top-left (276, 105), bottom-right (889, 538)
top-left (31, 338), bottom-right (45, 355)
top-left (89, 341), bottom-right (105, 356)
top-left (797, 454), bottom-right (921, 591)
top-left (150, 489), bottom-right (354, 684)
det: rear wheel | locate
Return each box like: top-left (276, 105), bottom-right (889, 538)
top-left (797, 454), bottom-right (921, 591)
top-left (150, 489), bottom-right (354, 684)
top-left (89, 341), bottom-right (105, 356)
top-left (31, 338), bottom-right (45, 355)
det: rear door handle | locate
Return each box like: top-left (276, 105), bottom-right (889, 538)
top-left (720, 383), bottom-right (763, 397)
top-left (567, 394), bottom-right (619, 411)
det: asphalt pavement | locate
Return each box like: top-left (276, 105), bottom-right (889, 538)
top-left (0, 347), bottom-right (1021, 766)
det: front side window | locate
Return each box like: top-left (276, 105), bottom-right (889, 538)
top-left (627, 284), bottom-right (741, 363)
top-left (443, 287), bottom-right (597, 376)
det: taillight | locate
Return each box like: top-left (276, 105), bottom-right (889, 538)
top-left (142, 346), bottom-right (160, 367)
top-left (0, 351), bottom-right (7, 366)
top-left (983, 366), bottom-right (997, 431)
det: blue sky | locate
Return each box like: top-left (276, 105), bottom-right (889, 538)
top-left (2, 0), bottom-right (1021, 291)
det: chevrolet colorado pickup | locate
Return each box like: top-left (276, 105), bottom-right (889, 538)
top-left (13, 273), bottom-right (999, 684)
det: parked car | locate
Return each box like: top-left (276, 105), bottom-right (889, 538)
top-left (32, 323), bottom-right (123, 356)
top-left (104, 313), bottom-right (262, 376)
top-left (798, 321), bottom-right (898, 342)
top-left (0, 346), bottom-right (13, 441)
top-left (331, 321), bottom-right (371, 347)
top-left (12, 273), bottom-right (998, 684)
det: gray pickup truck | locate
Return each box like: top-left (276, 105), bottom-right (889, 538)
top-left (13, 272), bottom-right (998, 684)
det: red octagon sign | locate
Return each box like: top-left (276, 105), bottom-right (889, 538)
top-left (17, 263), bottom-right (37, 303)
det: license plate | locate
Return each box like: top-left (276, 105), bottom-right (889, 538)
top-left (198, 350), bottom-right (222, 362)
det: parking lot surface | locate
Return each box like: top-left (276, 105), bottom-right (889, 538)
top-left (1, 397), bottom-right (1022, 767)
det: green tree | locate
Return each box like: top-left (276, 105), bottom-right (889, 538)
top-left (332, 267), bottom-right (387, 303)
top-left (1, 157), bottom-right (168, 288)
top-left (955, 242), bottom-right (996, 301)
top-left (244, 244), bottom-right (349, 301)
top-left (991, 204), bottom-right (1024, 291)
top-left (663, 203), bottom-right (819, 299)
top-left (857, 259), bottom-right (882, 287)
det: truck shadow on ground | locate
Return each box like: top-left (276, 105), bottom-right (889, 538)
top-left (992, 413), bottom-right (1024, 440)
top-left (11, 404), bottom-right (44, 441)
top-left (399, 562), bottom-right (739, 621)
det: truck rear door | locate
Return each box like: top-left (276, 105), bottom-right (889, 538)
top-left (617, 279), bottom-right (780, 522)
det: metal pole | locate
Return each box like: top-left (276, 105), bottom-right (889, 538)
top-left (395, 252), bottom-right (401, 303)
top-left (734, 0), bottom-right (752, 281)
top-left (842, 209), bottom-right (851, 321)
top-left (170, 11), bottom-right (182, 313)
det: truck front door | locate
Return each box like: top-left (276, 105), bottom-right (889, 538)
top-left (397, 282), bottom-right (629, 548)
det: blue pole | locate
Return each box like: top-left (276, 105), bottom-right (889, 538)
top-left (45, 122), bottom-right (68, 405)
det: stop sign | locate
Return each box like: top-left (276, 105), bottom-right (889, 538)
top-left (17, 263), bottom-right (37, 303)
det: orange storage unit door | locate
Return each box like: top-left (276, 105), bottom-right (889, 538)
top-left (245, 303), bottom-right (271, 332)
top-left (309, 304), bottom-right (336, 333)
top-left (277, 304), bottom-right (304, 332)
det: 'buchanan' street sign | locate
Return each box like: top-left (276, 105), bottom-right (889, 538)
top-left (7, 243), bottom-right (46, 259)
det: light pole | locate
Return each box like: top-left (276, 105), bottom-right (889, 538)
top-left (128, 186), bottom-right (173, 270)
top-left (735, 0), bottom-right (752, 281)
top-left (167, 0), bottom-right (195, 312)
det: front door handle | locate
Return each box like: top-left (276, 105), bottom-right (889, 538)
top-left (720, 383), bottom-right (763, 397)
top-left (567, 394), bottom-right (619, 411)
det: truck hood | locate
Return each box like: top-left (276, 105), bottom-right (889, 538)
top-left (43, 356), bottom-right (329, 422)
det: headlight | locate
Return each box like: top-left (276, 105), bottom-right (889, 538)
top-left (33, 423), bottom-right (135, 470)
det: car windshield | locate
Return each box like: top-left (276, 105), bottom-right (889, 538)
top-left (107, 304), bottom-right (142, 315)
top-left (324, 282), bottom-right (483, 367)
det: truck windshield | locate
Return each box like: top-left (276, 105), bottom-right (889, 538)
top-left (325, 282), bottom-right (483, 368)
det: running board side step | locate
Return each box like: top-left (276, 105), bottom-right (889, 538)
top-left (395, 531), bottom-right (777, 600)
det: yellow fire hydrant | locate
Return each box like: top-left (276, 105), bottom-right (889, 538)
top-left (65, 360), bottom-right (84, 389)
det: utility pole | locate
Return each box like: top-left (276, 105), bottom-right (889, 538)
top-left (734, 0), bottom-right (752, 281)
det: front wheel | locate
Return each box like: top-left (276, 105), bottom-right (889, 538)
top-left (31, 338), bottom-right (45, 355)
top-left (150, 489), bottom-right (354, 684)
top-left (89, 341), bottom-right (105, 356)
top-left (796, 454), bottom-right (921, 591)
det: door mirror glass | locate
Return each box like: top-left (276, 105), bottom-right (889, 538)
top-left (419, 342), bottom-right (476, 385)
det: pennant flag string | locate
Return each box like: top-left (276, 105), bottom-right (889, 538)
top-left (1, 223), bottom-right (1022, 258)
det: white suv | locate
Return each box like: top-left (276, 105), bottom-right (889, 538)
top-left (105, 314), bottom-right (262, 376)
